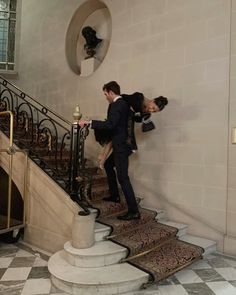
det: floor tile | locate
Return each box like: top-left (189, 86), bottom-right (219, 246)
top-left (207, 281), bottom-right (236, 295)
top-left (174, 269), bottom-right (203, 284)
top-left (28, 266), bottom-right (50, 279)
top-left (158, 276), bottom-right (180, 285)
top-left (190, 260), bottom-right (212, 270)
top-left (0, 280), bottom-right (25, 295)
top-left (1, 267), bottom-right (31, 281)
top-left (15, 249), bottom-right (35, 257)
top-left (0, 257), bottom-right (14, 268)
top-left (9, 257), bottom-right (35, 268)
top-left (33, 257), bottom-right (48, 267)
top-left (195, 269), bottom-right (225, 282)
top-left (215, 267), bottom-right (236, 281)
top-left (0, 248), bottom-right (18, 258)
top-left (0, 269), bottom-right (6, 280)
top-left (229, 281), bottom-right (236, 288)
top-left (50, 284), bottom-right (64, 293)
top-left (21, 278), bottom-right (51, 295)
top-left (158, 285), bottom-right (189, 295)
top-left (183, 282), bottom-right (215, 295)
top-left (229, 280), bottom-right (236, 288)
top-left (0, 243), bottom-right (18, 250)
top-left (222, 258), bottom-right (236, 268)
top-left (207, 257), bottom-right (231, 268)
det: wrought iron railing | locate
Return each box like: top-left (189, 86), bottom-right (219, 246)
top-left (0, 76), bottom-right (91, 213)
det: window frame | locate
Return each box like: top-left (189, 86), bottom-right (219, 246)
top-left (0, 0), bottom-right (21, 78)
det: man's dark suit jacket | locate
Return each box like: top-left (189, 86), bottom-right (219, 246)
top-left (91, 98), bottom-right (129, 153)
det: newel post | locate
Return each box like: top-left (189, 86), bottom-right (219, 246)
top-left (70, 104), bottom-right (95, 248)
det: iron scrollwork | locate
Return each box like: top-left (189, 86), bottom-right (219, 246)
top-left (0, 76), bottom-right (93, 214)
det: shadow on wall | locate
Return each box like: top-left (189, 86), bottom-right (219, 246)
top-left (136, 180), bottom-right (225, 238)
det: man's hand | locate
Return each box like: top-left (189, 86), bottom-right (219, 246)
top-left (79, 120), bottom-right (91, 128)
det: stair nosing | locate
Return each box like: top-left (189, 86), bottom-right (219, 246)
top-left (64, 241), bottom-right (127, 257)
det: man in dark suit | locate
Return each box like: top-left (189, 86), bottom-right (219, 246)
top-left (79, 81), bottom-right (140, 220)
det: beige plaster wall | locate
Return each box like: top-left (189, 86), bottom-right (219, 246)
top-left (10, 0), bottom-right (236, 254)
top-left (225, 0), bottom-right (236, 255)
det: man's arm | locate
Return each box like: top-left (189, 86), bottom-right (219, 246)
top-left (79, 102), bottom-right (122, 130)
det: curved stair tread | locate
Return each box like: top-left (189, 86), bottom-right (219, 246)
top-left (180, 234), bottom-right (217, 255)
top-left (64, 241), bottom-right (127, 257)
top-left (95, 221), bottom-right (110, 233)
top-left (95, 222), bottom-right (111, 242)
top-left (48, 250), bottom-right (149, 285)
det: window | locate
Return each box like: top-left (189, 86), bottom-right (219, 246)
top-left (0, 0), bottom-right (16, 71)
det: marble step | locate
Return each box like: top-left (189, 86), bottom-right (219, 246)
top-left (158, 220), bottom-right (188, 237)
top-left (140, 205), bottom-right (166, 220)
top-left (95, 221), bottom-right (111, 241)
top-left (48, 250), bottom-right (149, 295)
top-left (180, 234), bottom-right (217, 255)
top-left (64, 240), bottom-right (127, 267)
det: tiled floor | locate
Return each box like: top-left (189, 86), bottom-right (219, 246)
top-left (1, 242), bottom-right (236, 294)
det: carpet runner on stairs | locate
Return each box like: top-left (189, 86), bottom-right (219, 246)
top-left (90, 172), bottom-right (204, 285)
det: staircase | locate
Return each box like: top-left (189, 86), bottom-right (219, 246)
top-left (0, 77), bottom-right (217, 294)
top-left (48, 171), bottom-right (216, 294)
top-left (48, 177), bottom-right (217, 294)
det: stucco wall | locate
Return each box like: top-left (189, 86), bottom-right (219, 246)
top-left (224, 0), bottom-right (236, 255)
top-left (9, 0), bottom-right (236, 254)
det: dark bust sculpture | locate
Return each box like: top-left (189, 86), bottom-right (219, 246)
top-left (82, 26), bottom-right (103, 59)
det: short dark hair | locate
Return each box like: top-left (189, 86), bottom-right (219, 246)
top-left (103, 81), bottom-right (121, 95)
top-left (153, 96), bottom-right (168, 111)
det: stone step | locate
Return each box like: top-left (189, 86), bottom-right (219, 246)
top-left (140, 205), bottom-right (166, 220)
top-left (48, 250), bottom-right (149, 295)
top-left (95, 222), bottom-right (111, 241)
top-left (158, 220), bottom-right (188, 237)
top-left (64, 240), bottom-right (127, 267)
top-left (179, 234), bottom-right (217, 255)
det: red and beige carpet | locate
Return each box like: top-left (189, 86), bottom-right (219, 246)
top-left (90, 171), bottom-right (204, 285)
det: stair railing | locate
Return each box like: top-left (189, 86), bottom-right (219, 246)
top-left (0, 76), bottom-right (91, 213)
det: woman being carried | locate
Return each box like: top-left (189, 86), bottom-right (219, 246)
top-left (95, 92), bottom-right (168, 169)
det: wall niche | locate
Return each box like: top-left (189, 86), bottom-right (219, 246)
top-left (65, 0), bottom-right (111, 77)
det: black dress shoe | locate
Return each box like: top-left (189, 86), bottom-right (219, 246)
top-left (117, 211), bottom-right (140, 221)
top-left (103, 196), bottom-right (120, 203)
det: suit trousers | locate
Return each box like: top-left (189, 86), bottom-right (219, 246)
top-left (104, 151), bottom-right (139, 213)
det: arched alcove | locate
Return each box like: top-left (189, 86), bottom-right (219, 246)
top-left (65, 0), bottom-right (112, 76)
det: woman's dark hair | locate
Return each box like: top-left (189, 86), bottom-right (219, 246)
top-left (103, 81), bottom-right (121, 95)
top-left (154, 96), bottom-right (168, 111)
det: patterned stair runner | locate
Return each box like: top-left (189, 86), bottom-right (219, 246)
top-left (90, 171), bottom-right (204, 285)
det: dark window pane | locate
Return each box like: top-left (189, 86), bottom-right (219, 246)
top-left (7, 19), bottom-right (15, 62)
top-left (10, 0), bottom-right (16, 12)
top-left (0, 63), bottom-right (6, 69)
top-left (7, 64), bottom-right (14, 70)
